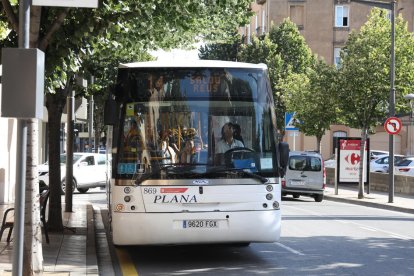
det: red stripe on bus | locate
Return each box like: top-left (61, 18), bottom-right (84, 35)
top-left (160, 188), bottom-right (188, 193)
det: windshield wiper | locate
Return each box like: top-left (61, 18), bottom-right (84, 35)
top-left (200, 166), bottom-right (268, 184)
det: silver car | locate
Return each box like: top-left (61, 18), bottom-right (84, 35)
top-left (282, 151), bottom-right (325, 202)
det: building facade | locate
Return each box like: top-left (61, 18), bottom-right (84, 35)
top-left (241, 0), bottom-right (414, 159)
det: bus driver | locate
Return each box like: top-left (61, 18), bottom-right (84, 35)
top-left (216, 122), bottom-right (244, 154)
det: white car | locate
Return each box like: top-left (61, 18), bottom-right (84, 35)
top-left (370, 154), bottom-right (404, 173)
top-left (38, 153), bottom-right (108, 194)
top-left (394, 157), bottom-right (414, 176)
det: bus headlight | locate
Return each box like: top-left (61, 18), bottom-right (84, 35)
top-left (266, 193), bottom-right (273, 200)
top-left (124, 196), bottom-right (131, 202)
top-left (273, 201), bottom-right (280, 209)
top-left (266, 185), bottom-right (273, 192)
top-left (124, 187), bottom-right (131, 194)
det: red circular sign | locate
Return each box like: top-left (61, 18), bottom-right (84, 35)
top-left (384, 117), bottom-right (402, 135)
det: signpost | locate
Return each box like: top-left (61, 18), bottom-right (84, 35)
top-left (337, 138), bottom-right (369, 184)
top-left (384, 117), bottom-right (402, 135)
top-left (285, 112), bottom-right (300, 150)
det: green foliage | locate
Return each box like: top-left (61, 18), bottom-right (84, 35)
top-left (268, 19), bottom-right (315, 76)
top-left (198, 32), bottom-right (243, 61)
top-left (337, 8), bottom-right (414, 130)
top-left (281, 61), bottom-right (338, 150)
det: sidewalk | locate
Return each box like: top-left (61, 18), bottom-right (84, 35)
top-left (324, 184), bottom-right (414, 214)
top-left (0, 204), bottom-right (98, 275)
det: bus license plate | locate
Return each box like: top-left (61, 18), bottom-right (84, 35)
top-left (183, 220), bottom-right (218, 228)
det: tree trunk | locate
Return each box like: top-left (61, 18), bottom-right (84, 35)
top-left (316, 135), bottom-right (322, 153)
top-left (23, 120), bottom-right (43, 275)
top-left (358, 128), bottom-right (368, 199)
top-left (45, 92), bottom-right (67, 231)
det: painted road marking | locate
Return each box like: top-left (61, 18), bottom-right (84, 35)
top-left (115, 248), bottom-right (139, 276)
top-left (275, 242), bottom-right (305, 256)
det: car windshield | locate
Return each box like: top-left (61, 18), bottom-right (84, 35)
top-left (396, 159), bottom-right (414, 167)
top-left (60, 154), bottom-right (83, 164)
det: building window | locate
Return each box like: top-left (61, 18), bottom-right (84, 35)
top-left (247, 25), bottom-right (251, 44)
top-left (255, 14), bottom-right (259, 35)
top-left (290, 5), bottom-right (304, 29)
top-left (334, 47), bottom-right (342, 67)
top-left (262, 10), bottom-right (266, 34)
top-left (335, 5), bottom-right (349, 27)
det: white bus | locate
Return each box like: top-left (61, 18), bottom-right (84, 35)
top-left (104, 60), bottom-right (289, 246)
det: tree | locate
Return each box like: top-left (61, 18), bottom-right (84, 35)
top-left (267, 19), bottom-right (316, 131)
top-left (198, 31), bottom-right (243, 61)
top-left (281, 60), bottom-right (338, 152)
top-left (337, 8), bottom-right (414, 198)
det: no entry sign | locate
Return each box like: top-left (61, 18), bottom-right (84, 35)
top-left (384, 117), bottom-right (402, 135)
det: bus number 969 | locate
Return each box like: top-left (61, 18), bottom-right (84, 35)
top-left (143, 188), bottom-right (157, 194)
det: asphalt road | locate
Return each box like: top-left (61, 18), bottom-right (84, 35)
top-left (83, 190), bottom-right (414, 275)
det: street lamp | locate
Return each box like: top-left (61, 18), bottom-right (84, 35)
top-left (351, 0), bottom-right (396, 203)
top-left (404, 93), bottom-right (414, 155)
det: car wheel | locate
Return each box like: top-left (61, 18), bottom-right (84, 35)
top-left (293, 194), bottom-right (300, 199)
top-left (77, 188), bottom-right (89, 194)
top-left (314, 194), bottom-right (323, 202)
top-left (61, 178), bottom-right (76, 195)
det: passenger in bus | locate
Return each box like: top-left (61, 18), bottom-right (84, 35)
top-left (215, 122), bottom-right (244, 154)
top-left (160, 138), bottom-right (177, 164)
top-left (180, 139), bottom-right (196, 164)
top-left (125, 120), bottom-right (142, 150)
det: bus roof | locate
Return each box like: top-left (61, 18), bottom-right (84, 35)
top-left (119, 60), bottom-right (268, 70)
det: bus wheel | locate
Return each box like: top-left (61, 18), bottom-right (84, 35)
top-left (77, 188), bottom-right (89, 194)
top-left (61, 178), bottom-right (76, 194)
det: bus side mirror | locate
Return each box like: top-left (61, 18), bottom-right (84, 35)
top-left (104, 97), bottom-right (116, 126)
top-left (278, 142), bottom-right (289, 177)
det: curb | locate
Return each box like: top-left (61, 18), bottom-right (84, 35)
top-left (86, 205), bottom-right (99, 275)
top-left (324, 195), bottom-right (414, 215)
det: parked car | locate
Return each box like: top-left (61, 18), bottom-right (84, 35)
top-left (370, 154), bottom-right (404, 173)
top-left (38, 153), bottom-right (108, 194)
top-left (370, 150), bottom-right (389, 161)
top-left (324, 155), bottom-right (336, 169)
top-left (394, 157), bottom-right (414, 176)
top-left (282, 151), bottom-right (325, 202)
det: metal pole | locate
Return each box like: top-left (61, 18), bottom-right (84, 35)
top-left (388, 1), bottom-right (396, 203)
top-left (12, 0), bottom-right (30, 275)
top-left (65, 91), bottom-right (74, 212)
top-left (88, 76), bottom-right (94, 152)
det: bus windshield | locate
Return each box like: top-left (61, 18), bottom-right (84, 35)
top-left (113, 67), bottom-right (278, 184)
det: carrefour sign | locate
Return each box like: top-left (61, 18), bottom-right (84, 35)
top-left (337, 138), bottom-right (369, 184)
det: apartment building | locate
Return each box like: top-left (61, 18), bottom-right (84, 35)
top-left (241, 0), bottom-right (414, 159)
